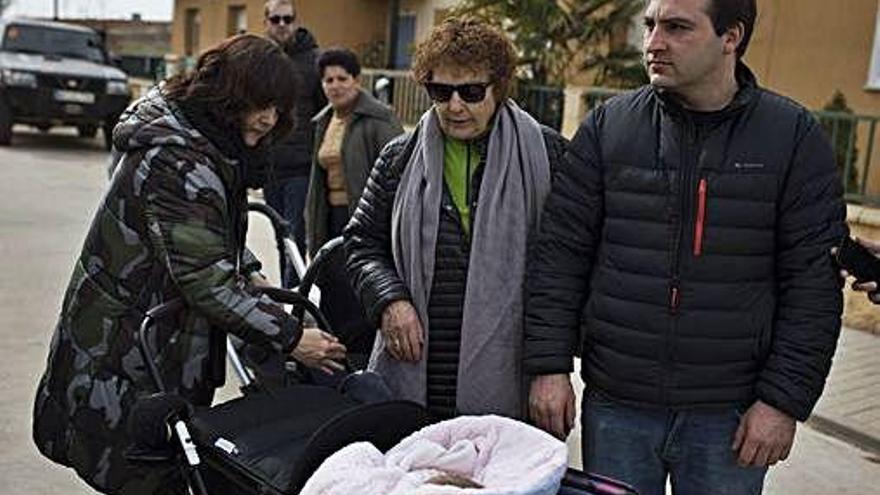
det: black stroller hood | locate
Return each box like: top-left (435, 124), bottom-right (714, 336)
top-left (190, 386), bottom-right (430, 494)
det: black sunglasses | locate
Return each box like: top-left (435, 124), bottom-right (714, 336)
top-left (267, 15), bottom-right (295, 25)
top-left (424, 82), bottom-right (491, 104)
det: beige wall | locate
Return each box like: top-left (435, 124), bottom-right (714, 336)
top-left (402, 0), bottom-right (459, 44)
top-left (295, 0), bottom-right (389, 54)
top-left (744, 0), bottom-right (880, 198)
top-left (745, 0), bottom-right (880, 113)
top-left (171, 0), bottom-right (389, 60)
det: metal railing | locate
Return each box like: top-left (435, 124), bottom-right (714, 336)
top-left (361, 69), bottom-right (430, 127)
top-left (814, 110), bottom-right (880, 206)
top-left (514, 84), bottom-right (565, 130)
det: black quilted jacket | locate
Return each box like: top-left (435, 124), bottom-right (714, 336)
top-left (524, 64), bottom-right (846, 421)
top-left (344, 122), bottom-right (568, 418)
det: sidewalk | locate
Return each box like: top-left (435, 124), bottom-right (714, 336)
top-left (809, 326), bottom-right (880, 456)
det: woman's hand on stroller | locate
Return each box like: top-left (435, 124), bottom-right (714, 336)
top-left (292, 328), bottom-right (347, 374)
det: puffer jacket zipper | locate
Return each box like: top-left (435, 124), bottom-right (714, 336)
top-left (669, 117), bottom-right (696, 314)
top-left (665, 114), bottom-right (697, 406)
top-left (693, 178), bottom-right (708, 256)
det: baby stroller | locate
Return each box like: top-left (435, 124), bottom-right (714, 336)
top-left (128, 205), bottom-right (639, 495)
top-left (247, 203), bottom-right (376, 370)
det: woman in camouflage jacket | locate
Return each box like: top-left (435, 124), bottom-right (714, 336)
top-left (32, 34), bottom-right (346, 494)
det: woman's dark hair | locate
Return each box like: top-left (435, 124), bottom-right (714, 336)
top-left (706, 0), bottom-right (757, 59)
top-left (317, 47), bottom-right (361, 79)
top-left (164, 34), bottom-right (297, 144)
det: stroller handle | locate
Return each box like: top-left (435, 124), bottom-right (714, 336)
top-left (137, 287), bottom-right (336, 394)
top-left (136, 299), bottom-right (186, 393)
top-left (247, 202), bottom-right (291, 236)
top-left (258, 287), bottom-right (333, 336)
top-left (248, 203), bottom-right (294, 285)
top-left (297, 236), bottom-right (344, 299)
top-left (145, 298), bottom-right (186, 320)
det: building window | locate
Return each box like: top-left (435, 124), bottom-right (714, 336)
top-left (393, 13), bottom-right (416, 68)
top-left (228, 5), bottom-right (247, 36)
top-left (184, 8), bottom-right (201, 57)
top-left (868, 8), bottom-right (880, 90)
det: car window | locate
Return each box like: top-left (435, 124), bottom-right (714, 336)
top-left (2, 24), bottom-right (107, 64)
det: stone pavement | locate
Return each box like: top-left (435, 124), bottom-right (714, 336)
top-left (810, 326), bottom-right (880, 456)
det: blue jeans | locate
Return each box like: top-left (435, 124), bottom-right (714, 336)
top-left (262, 175), bottom-right (309, 288)
top-left (582, 391), bottom-right (767, 495)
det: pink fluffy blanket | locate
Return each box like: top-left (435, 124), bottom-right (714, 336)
top-left (300, 415), bottom-right (568, 495)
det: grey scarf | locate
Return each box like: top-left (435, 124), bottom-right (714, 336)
top-left (368, 100), bottom-right (551, 418)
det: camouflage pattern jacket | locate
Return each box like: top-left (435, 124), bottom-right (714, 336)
top-left (32, 88), bottom-right (300, 493)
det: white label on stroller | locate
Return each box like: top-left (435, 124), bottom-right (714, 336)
top-left (215, 438), bottom-right (240, 455)
top-left (174, 421), bottom-right (201, 466)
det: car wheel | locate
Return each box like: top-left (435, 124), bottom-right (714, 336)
top-left (78, 125), bottom-right (98, 138)
top-left (0, 99), bottom-right (12, 146)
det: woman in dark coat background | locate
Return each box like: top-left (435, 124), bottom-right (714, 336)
top-left (305, 47), bottom-right (403, 364)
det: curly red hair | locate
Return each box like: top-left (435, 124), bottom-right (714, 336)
top-left (412, 17), bottom-right (516, 100)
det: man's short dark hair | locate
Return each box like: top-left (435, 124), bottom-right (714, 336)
top-left (706, 0), bottom-right (757, 59)
top-left (317, 48), bottom-right (361, 78)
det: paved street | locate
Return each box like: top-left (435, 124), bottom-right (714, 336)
top-left (2, 126), bottom-right (880, 494)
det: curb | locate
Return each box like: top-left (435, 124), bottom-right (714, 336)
top-left (806, 414), bottom-right (880, 458)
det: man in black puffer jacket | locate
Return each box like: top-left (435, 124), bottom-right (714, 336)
top-left (525, 1), bottom-right (846, 493)
top-left (262, 0), bottom-right (326, 284)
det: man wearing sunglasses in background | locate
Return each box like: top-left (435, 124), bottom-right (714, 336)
top-left (262, 0), bottom-right (326, 285)
top-left (344, 18), bottom-right (567, 421)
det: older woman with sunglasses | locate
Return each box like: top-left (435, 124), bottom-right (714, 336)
top-left (344, 17), bottom-right (568, 421)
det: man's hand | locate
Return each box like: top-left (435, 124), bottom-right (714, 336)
top-left (732, 400), bottom-right (796, 467)
top-left (831, 237), bottom-right (880, 303)
top-left (529, 374), bottom-right (576, 440)
top-left (291, 328), bottom-right (347, 374)
top-left (380, 300), bottom-right (424, 362)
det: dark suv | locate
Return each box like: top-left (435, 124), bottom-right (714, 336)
top-left (0, 18), bottom-right (131, 148)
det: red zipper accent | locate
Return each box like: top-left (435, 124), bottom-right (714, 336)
top-left (693, 178), bottom-right (708, 256)
top-left (669, 284), bottom-right (680, 314)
